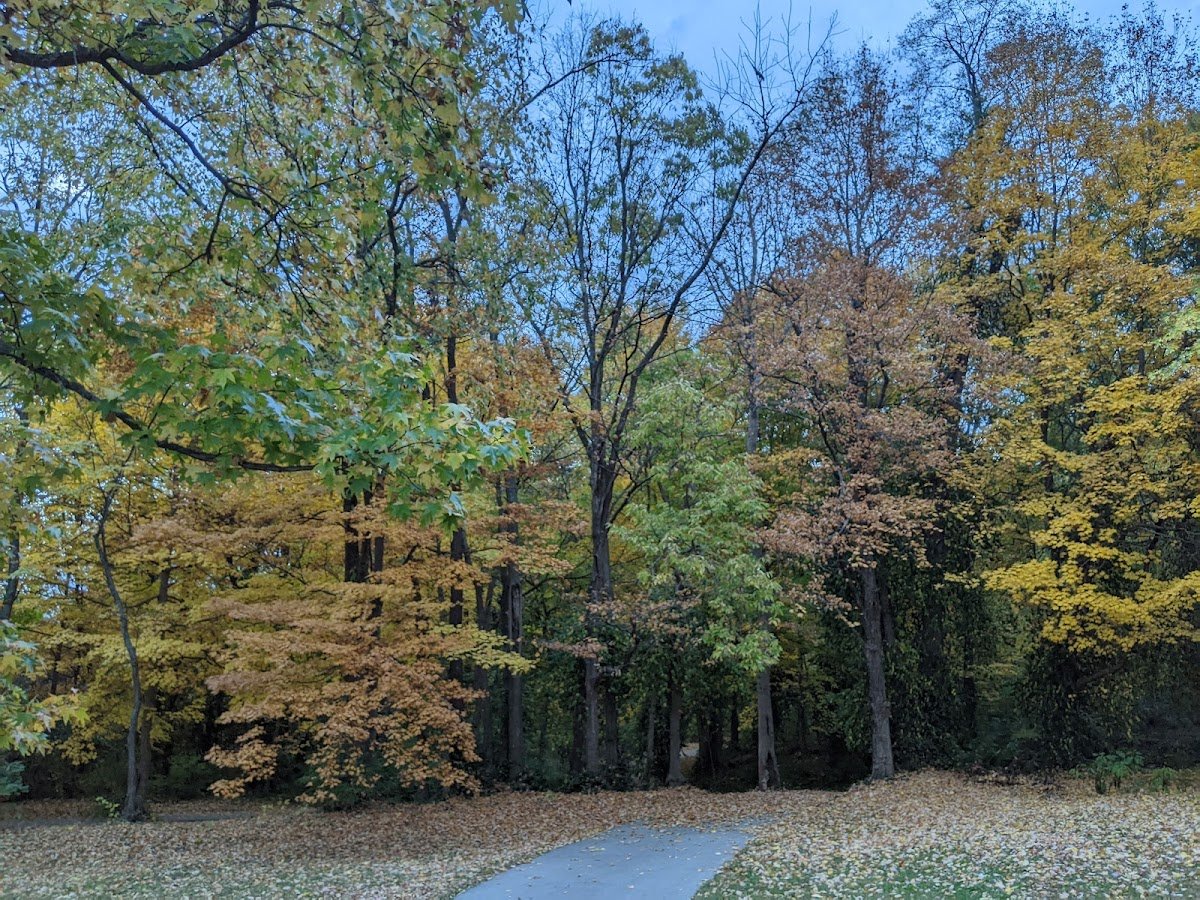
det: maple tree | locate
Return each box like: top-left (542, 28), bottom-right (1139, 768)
top-left (937, 7), bottom-right (1200, 758)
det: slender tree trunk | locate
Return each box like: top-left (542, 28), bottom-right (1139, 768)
top-left (667, 671), bottom-right (684, 786)
top-left (473, 582), bottom-right (492, 770)
top-left (729, 695), bottom-right (739, 755)
top-left (799, 697), bottom-right (810, 751)
top-left (644, 692), bottom-right (657, 787)
top-left (492, 329), bottom-right (525, 777)
top-left (449, 524), bottom-right (468, 686)
top-left (138, 687), bottom-right (156, 805)
top-left (698, 704), bottom-right (722, 780)
top-left (570, 678), bottom-right (586, 776)
top-left (95, 490), bottom-right (146, 822)
top-left (1, 529), bottom-right (18, 621)
top-left (860, 565), bottom-right (895, 779)
top-left (584, 459), bottom-right (616, 774)
top-left (747, 351), bottom-right (781, 791)
top-left (499, 475), bottom-right (525, 775)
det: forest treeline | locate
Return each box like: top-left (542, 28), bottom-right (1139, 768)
top-left (1, 0), bottom-right (1198, 820)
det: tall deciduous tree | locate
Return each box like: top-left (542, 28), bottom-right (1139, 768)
top-left (616, 359), bottom-right (781, 785)
top-left (943, 8), bottom-right (1200, 758)
top-left (523, 16), bottom-right (816, 775)
top-left (760, 47), bottom-right (969, 779)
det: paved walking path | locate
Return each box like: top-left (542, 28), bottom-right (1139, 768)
top-left (456, 822), bottom-right (752, 899)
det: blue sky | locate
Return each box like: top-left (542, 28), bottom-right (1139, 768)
top-left (558, 1), bottom-right (1200, 72)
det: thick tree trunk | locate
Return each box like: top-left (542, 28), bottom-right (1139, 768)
top-left (343, 489), bottom-right (385, 618)
top-left (698, 704), bottom-right (722, 780)
top-left (667, 672), bottom-right (684, 786)
top-left (583, 657), bottom-right (601, 773)
top-left (603, 685), bottom-right (620, 768)
top-left (860, 565), bottom-right (895, 779)
top-left (756, 668), bottom-right (781, 790)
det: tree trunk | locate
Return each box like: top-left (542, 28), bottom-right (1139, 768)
top-left (95, 491), bottom-right (146, 822)
top-left (343, 489), bottom-right (385, 614)
top-left (448, 527), bottom-right (468, 686)
top-left (1, 528), bottom-right (18, 621)
top-left (584, 459), bottom-right (616, 774)
top-left (746, 350), bottom-right (781, 791)
top-left (698, 703), bottom-right (722, 780)
top-left (756, 667), bottom-right (781, 790)
top-left (138, 687), bottom-right (156, 805)
top-left (729, 695), bottom-right (739, 755)
top-left (499, 475), bottom-right (525, 776)
top-left (603, 684), bottom-right (620, 769)
top-left (446, 334), bottom-right (467, 686)
top-left (2, 406), bottom-right (26, 622)
top-left (861, 565), bottom-right (895, 779)
top-left (570, 677), bottom-right (586, 776)
top-left (473, 582), bottom-right (492, 770)
top-left (667, 671), bottom-right (684, 786)
top-left (644, 693), bottom-right (657, 787)
top-left (583, 657), bottom-right (601, 773)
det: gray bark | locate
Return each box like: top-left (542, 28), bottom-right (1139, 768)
top-left (756, 668), bottom-right (781, 789)
top-left (644, 693), bottom-right (657, 787)
top-left (95, 489), bottom-right (147, 821)
top-left (861, 565), bottom-right (895, 779)
top-left (667, 672), bottom-right (684, 786)
top-left (584, 460), bottom-right (616, 774)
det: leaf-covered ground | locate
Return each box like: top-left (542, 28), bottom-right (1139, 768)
top-left (699, 772), bottom-right (1200, 899)
top-left (1, 773), bottom-right (1195, 899)
top-left (0, 787), bottom-right (832, 899)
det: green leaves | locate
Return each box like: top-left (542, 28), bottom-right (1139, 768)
top-left (0, 621), bottom-right (85, 758)
top-left (617, 363), bottom-right (782, 675)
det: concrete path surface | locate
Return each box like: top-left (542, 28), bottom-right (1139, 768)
top-left (456, 822), bottom-right (752, 899)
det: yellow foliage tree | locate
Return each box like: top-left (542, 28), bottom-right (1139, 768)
top-left (948, 14), bottom-right (1200, 677)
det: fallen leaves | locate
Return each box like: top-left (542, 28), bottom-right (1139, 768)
top-left (0, 785), bottom-right (830, 899)
top-left (1, 772), bottom-right (1195, 899)
top-left (697, 771), bottom-right (1200, 899)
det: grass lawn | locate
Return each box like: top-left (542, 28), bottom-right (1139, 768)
top-left (1, 772), bottom-right (1195, 898)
